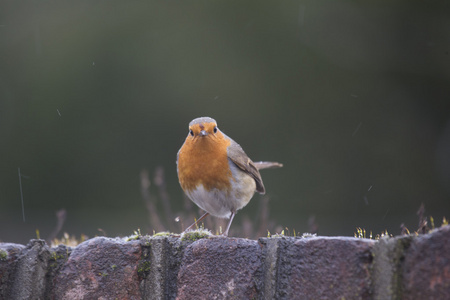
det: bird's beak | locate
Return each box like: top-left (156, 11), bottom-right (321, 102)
top-left (199, 130), bottom-right (208, 136)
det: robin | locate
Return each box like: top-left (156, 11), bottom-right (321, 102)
top-left (177, 116), bottom-right (282, 236)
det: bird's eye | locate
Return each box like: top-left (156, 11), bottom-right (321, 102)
top-left (189, 129), bottom-right (194, 136)
top-left (213, 126), bottom-right (218, 133)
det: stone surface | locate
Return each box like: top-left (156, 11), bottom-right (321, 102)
top-left (371, 236), bottom-right (412, 300)
top-left (402, 225), bottom-right (450, 299)
top-left (52, 237), bottom-right (142, 300)
top-left (176, 237), bottom-right (262, 299)
top-left (0, 243), bottom-right (25, 299)
top-left (9, 240), bottom-right (51, 300)
top-left (1, 227), bottom-right (449, 299)
top-left (258, 238), bottom-right (281, 299)
top-left (276, 236), bottom-right (375, 299)
top-left (139, 236), bottom-right (191, 300)
top-left (45, 244), bottom-right (72, 299)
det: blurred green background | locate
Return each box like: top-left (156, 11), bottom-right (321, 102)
top-left (1, 1), bottom-right (449, 244)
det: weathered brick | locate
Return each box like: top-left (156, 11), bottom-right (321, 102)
top-left (402, 225), bottom-right (450, 299)
top-left (139, 236), bottom-right (191, 300)
top-left (0, 243), bottom-right (25, 299)
top-left (10, 240), bottom-right (51, 300)
top-left (52, 237), bottom-right (142, 300)
top-left (371, 235), bottom-right (412, 300)
top-left (176, 237), bottom-right (262, 299)
top-left (274, 236), bottom-right (375, 299)
top-left (2, 226), bottom-right (449, 299)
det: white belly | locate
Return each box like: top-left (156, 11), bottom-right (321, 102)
top-left (186, 161), bottom-right (256, 218)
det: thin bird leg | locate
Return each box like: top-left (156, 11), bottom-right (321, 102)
top-left (223, 211), bottom-right (236, 237)
top-left (184, 212), bottom-right (209, 232)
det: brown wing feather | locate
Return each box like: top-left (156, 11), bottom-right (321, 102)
top-left (225, 135), bottom-right (266, 194)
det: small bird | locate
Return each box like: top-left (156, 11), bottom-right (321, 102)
top-left (177, 117), bottom-right (282, 236)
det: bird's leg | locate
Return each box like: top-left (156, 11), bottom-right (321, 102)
top-left (184, 212), bottom-right (209, 232)
top-left (222, 211), bottom-right (236, 237)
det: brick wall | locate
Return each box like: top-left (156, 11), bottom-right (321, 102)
top-left (1, 225), bottom-right (449, 299)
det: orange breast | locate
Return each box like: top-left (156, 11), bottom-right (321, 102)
top-left (177, 132), bottom-right (232, 193)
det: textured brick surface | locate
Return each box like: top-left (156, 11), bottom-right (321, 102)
top-left (176, 237), bottom-right (262, 299)
top-left (277, 236), bottom-right (375, 299)
top-left (371, 236), bottom-right (412, 300)
top-left (1, 226), bottom-right (450, 299)
top-left (402, 225), bottom-right (450, 299)
top-left (0, 243), bottom-right (25, 299)
top-left (9, 240), bottom-right (51, 300)
top-left (259, 238), bottom-right (280, 299)
top-left (52, 237), bottom-right (142, 300)
top-left (139, 236), bottom-right (191, 300)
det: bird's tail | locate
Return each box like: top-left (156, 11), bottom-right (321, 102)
top-left (254, 161), bottom-right (283, 170)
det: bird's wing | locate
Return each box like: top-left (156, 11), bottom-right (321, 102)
top-left (225, 136), bottom-right (265, 194)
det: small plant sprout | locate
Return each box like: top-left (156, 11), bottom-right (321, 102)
top-left (377, 230), bottom-right (392, 239)
top-left (51, 233), bottom-right (88, 247)
top-left (270, 229), bottom-right (286, 238)
top-left (126, 229), bottom-right (142, 241)
top-left (354, 227), bottom-right (366, 239)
